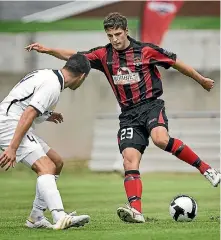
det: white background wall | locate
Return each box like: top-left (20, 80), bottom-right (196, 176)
top-left (0, 30), bottom-right (219, 72)
top-left (0, 30), bottom-right (220, 160)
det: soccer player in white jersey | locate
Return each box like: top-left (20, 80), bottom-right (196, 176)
top-left (0, 54), bottom-right (91, 230)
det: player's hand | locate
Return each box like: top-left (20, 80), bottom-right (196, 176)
top-left (25, 42), bottom-right (48, 53)
top-left (201, 78), bottom-right (214, 92)
top-left (0, 147), bottom-right (16, 171)
top-left (47, 112), bottom-right (63, 124)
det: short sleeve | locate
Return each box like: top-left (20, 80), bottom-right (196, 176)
top-left (78, 47), bottom-right (105, 72)
top-left (29, 83), bottom-right (59, 114)
top-left (143, 44), bottom-right (177, 69)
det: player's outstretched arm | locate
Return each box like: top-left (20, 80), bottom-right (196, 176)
top-left (172, 59), bottom-right (214, 92)
top-left (25, 42), bottom-right (75, 61)
top-left (0, 106), bottom-right (38, 170)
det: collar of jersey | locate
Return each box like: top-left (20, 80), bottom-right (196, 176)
top-left (115, 36), bottom-right (133, 53)
top-left (52, 70), bottom-right (65, 91)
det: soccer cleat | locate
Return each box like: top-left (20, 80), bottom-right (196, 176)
top-left (53, 214), bottom-right (90, 230)
top-left (66, 210), bottom-right (77, 216)
top-left (117, 203), bottom-right (145, 223)
top-left (204, 168), bottom-right (221, 187)
top-left (25, 217), bottom-right (53, 229)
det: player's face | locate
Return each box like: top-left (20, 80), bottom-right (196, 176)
top-left (106, 27), bottom-right (129, 51)
top-left (69, 73), bottom-right (87, 90)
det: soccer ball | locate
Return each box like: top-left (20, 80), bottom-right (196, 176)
top-left (169, 195), bottom-right (197, 222)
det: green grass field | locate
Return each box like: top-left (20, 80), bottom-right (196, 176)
top-left (0, 17), bottom-right (219, 32)
top-left (0, 167), bottom-right (219, 240)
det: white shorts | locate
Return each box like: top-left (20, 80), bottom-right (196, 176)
top-left (0, 121), bottom-right (51, 167)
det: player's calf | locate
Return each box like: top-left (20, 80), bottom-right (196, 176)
top-left (164, 138), bottom-right (213, 173)
top-left (163, 138), bottom-right (220, 187)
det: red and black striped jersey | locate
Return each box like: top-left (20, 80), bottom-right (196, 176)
top-left (78, 36), bottom-right (176, 110)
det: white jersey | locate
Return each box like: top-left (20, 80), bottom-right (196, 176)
top-left (0, 69), bottom-right (65, 165)
top-left (0, 69), bottom-right (64, 125)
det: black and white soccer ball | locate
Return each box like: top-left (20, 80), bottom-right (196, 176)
top-left (169, 195), bottom-right (198, 222)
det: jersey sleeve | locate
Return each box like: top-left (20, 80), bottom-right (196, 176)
top-left (143, 44), bottom-right (177, 69)
top-left (78, 47), bottom-right (105, 72)
top-left (29, 83), bottom-right (59, 115)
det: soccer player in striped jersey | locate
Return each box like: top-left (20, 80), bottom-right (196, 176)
top-left (25, 12), bottom-right (220, 224)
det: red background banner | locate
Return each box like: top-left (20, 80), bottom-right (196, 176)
top-left (140, 1), bottom-right (184, 45)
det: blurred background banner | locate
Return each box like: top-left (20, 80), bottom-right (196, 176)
top-left (140, 0), bottom-right (184, 45)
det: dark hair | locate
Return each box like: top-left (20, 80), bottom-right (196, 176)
top-left (64, 53), bottom-right (91, 76)
top-left (103, 12), bottom-right (127, 31)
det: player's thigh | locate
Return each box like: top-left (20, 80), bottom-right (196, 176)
top-left (34, 135), bottom-right (50, 154)
top-left (117, 126), bottom-right (149, 155)
top-left (0, 121), bottom-right (55, 172)
top-left (18, 134), bottom-right (48, 168)
top-left (0, 124), bottom-right (44, 164)
top-left (146, 99), bottom-right (169, 133)
top-left (19, 134), bottom-right (56, 174)
top-left (0, 121), bottom-right (16, 152)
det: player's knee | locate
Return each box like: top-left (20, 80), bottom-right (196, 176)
top-left (32, 156), bottom-right (57, 176)
top-left (151, 126), bottom-right (169, 149)
top-left (39, 162), bottom-right (56, 176)
top-left (123, 157), bottom-right (134, 169)
top-left (152, 135), bottom-right (169, 149)
top-left (46, 149), bottom-right (64, 173)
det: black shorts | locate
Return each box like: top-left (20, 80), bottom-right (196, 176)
top-left (117, 99), bottom-right (168, 154)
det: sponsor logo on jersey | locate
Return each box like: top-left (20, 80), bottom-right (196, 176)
top-left (133, 57), bottom-right (142, 66)
top-left (113, 67), bottom-right (141, 85)
top-left (107, 61), bottom-right (117, 65)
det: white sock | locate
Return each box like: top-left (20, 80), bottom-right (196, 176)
top-left (29, 183), bottom-right (47, 222)
top-left (37, 174), bottom-right (66, 223)
top-left (29, 175), bottom-right (60, 222)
